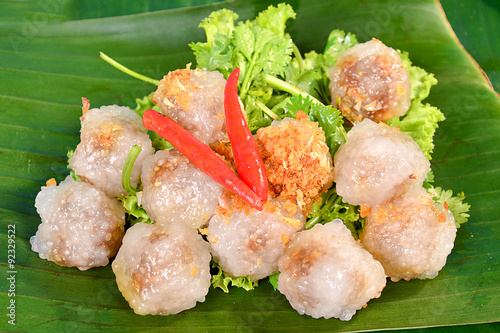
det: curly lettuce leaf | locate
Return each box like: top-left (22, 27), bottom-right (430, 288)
top-left (268, 272), bottom-right (280, 291)
top-left (118, 193), bottom-right (153, 226)
top-left (387, 101), bottom-right (445, 159)
top-left (211, 262), bottom-right (258, 293)
top-left (133, 94), bottom-right (158, 117)
top-left (427, 185), bottom-right (471, 228)
top-left (385, 50), bottom-right (443, 159)
top-left (398, 50), bottom-right (438, 103)
top-left (254, 3), bottom-right (296, 36)
top-left (322, 29), bottom-right (359, 70)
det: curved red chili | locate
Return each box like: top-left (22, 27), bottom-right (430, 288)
top-left (225, 68), bottom-right (268, 203)
top-left (142, 109), bottom-right (264, 211)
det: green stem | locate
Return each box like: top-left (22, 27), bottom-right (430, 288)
top-left (121, 145), bottom-right (142, 195)
top-left (255, 99), bottom-right (278, 120)
top-left (292, 42), bottom-right (304, 73)
top-left (263, 74), bottom-right (323, 105)
top-left (100, 52), bottom-right (160, 86)
top-left (305, 190), bottom-right (342, 229)
top-left (305, 215), bottom-right (320, 229)
top-left (239, 62), bottom-right (256, 102)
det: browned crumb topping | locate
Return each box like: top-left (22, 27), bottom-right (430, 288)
top-left (210, 140), bottom-right (236, 170)
top-left (281, 217), bottom-right (302, 229)
top-left (215, 205), bottom-right (230, 218)
top-left (212, 139), bottom-right (303, 219)
top-left (282, 198), bottom-right (299, 216)
top-left (215, 190), bottom-right (254, 217)
top-left (256, 111), bottom-right (334, 214)
top-left (80, 97), bottom-right (90, 121)
top-left (229, 192), bottom-right (253, 216)
top-left (153, 64), bottom-right (201, 112)
top-left (370, 191), bottom-right (447, 227)
top-left (263, 200), bottom-right (280, 214)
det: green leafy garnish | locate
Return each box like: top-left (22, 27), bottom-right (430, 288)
top-left (211, 262), bottom-right (258, 293)
top-left (286, 29), bottom-right (358, 103)
top-left (283, 94), bottom-right (346, 154)
top-left (121, 145), bottom-right (142, 195)
top-left (118, 144), bottom-right (153, 226)
top-left (398, 50), bottom-right (438, 103)
top-left (386, 50), bottom-right (444, 159)
top-left (268, 273), bottom-right (280, 291)
top-left (189, 9), bottom-right (237, 76)
top-left (191, 3), bottom-right (295, 84)
top-left (387, 102), bottom-right (445, 159)
top-left (118, 193), bottom-right (153, 225)
top-left (427, 185), bottom-right (471, 228)
top-left (306, 188), bottom-right (362, 236)
top-left (323, 30), bottom-right (359, 65)
top-left (66, 150), bottom-right (81, 181)
top-left (133, 95), bottom-right (157, 117)
top-left (190, 3), bottom-right (296, 131)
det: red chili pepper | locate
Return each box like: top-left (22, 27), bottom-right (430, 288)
top-left (142, 109), bottom-right (264, 211)
top-left (225, 68), bottom-right (268, 203)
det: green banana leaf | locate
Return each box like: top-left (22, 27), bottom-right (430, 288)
top-left (440, 0), bottom-right (500, 92)
top-left (1, 0), bottom-right (499, 332)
